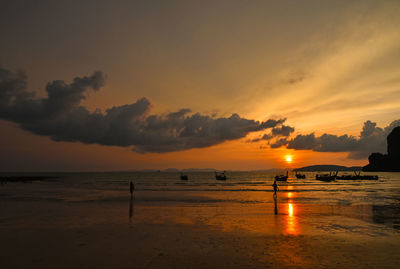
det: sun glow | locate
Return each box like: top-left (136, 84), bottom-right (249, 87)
top-left (288, 203), bottom-right (294, 217)
top-left (285, 155), bottom-right (293, 163)
top-left (286, 199), bottom-right (298, 235)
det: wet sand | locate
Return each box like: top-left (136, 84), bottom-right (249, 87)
top-left (1, 190), bottom-right (400, 269)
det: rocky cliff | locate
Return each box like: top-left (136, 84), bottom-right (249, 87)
top-left (363, 126), bottom-right (400, 171)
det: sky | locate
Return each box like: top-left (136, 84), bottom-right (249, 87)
top-left (0, 0), bottom-right (399, 171)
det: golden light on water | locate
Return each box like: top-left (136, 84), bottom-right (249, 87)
top-left (286, 192), bottom-right (298, 235)
top-left (285, 155), bottom-right (293, 163)
top-left (286, 203), bottom-right (297, 234)
top-left (288, 203), bottom-right (294, 216)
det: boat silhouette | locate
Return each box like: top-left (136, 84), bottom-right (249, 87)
top-left (215, 171), bottom-right (227, 180)
top-left (315, 171), bottom-right (337, 182)
top-left (180, 173), bottom-right (188, 180)
top-left (275, 171), bottom-right (288, 181)
top-left (336, 171), bottom-right (378, 180)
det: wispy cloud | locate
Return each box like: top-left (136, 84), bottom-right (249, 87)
top-left (248, 2), bottom-right (400, 133)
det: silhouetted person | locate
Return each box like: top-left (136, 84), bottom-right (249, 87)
top-left (130, 181), bottom-right (134, 197)
top-left (272, 180), bottom-right (279, 195)
top-left (273, 194), bottom-right (278, 215)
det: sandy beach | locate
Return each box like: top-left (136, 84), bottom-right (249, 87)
top-left (1, 172), bottom-right (400, 269)
top-left (0, 172), bottom-right (400, 268)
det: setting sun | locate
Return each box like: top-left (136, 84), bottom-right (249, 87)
top-left (285, 155), bottom-right (293, 163)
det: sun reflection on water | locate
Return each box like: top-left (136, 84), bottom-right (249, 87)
top-left (286, 192), bottom-right (298, 235)
top-left (288, 203), bottom-right (294, 216)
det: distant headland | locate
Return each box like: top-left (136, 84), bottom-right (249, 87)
top-left (363, 126), bottom-right (400, 172)
top-left (293, 165), bottom-right (362, 172)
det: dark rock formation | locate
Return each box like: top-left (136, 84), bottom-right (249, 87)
top-left (363, 126), bottom-right (400, 171)
top-left (388, 127), bottom-right (400, 158)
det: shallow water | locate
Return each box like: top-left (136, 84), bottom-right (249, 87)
top-left (1, 171), bottom-right (400, 268)
top-left (1, 171), bottom-right (399, 203)
top-left (1, 171), bottom-right (400, 232)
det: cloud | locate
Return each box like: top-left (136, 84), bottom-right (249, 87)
top-left (283, 70), bottom-right (306, 85)
top-left (271, 125), bottom-right (295, 137)
top-left (0, 67), bottom-right (105, 123)
top-left (0, 66), bottom-right (285, 153)
top-left (248, 133), bottom-right (273, 143)
top-left (248, 124), bottom-right (294, 143)
top-left (270, 138), bottom-right (289, 149)
top-left (285, 120), bottom-right (400, 159)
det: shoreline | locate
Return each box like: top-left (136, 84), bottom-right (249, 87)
top-left (1, 196), bottom-right (400, 268)
top-left (1, 173), bottom-right (400, 268)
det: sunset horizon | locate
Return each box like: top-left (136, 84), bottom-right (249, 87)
top-left (1, 1), bottom-right (400, 268)
top-left (1, 1), bottom-right (400, 172)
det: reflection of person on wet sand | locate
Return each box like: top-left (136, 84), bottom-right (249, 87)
top-left (129, 181), bottom-right (135, 223)
top-left (129, 196), bottom-right (133, 221)
top-left (273, 195), bottom-right (278, 215)
top-left (272, 180), bottom-right (279, 195)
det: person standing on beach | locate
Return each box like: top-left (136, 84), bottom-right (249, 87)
top-left (272, 180), bottom-right (279, 195)
top-left (130, 181), bottom-right (134, 197)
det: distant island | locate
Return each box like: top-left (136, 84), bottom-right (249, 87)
top-left (124, 168), bottom-right (218, 173)
top-left (363, 126), bottom-right (400, 172)
top-left (123, 168), bottom-right (285, 173)
top-left (293, 165), bottom-right (363, 172)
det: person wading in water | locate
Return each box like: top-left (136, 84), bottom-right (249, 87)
top-left (130, 181), bottom-right (134, 197)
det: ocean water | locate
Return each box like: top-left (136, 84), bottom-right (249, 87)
top-left (1, 171), bottom-right (400, 232)
top-left (2, 171), bottom-right (400, 269)
top-left (1, 171), bottom-right (399, 200)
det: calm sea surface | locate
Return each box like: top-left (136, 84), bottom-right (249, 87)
top-left (1, 171), bottom-right (399, 203)
top-left (1, 171), bottom-right (400, 231)
top-left (2, 171), bottom-right (400, 269)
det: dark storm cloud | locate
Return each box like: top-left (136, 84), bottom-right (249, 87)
top-left (0, 67), bottom-right (285, 153)
top-left (248, 124), bottom-right (294, 143)
top-left (285, 120), bottom-right (400, 159)
top-left (270, 138), bottom-right (289, 149)
top-left (248, 133), bottom-right (273, 143)
top-left (271, 125), bottom-right (295, 137)
top-left (0, 67), bottom-right (105, 123)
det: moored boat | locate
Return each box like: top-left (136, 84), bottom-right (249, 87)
top-left (316, 171), bottom-right (337, 182)
top-left (336, 171), bottom-right (378, 180)
top-left (180, 173), bottom-right (188, 180)
top-left (275, 171), bottom-right (288, 181)
top-left (215, 171), bottom-right (227, 180)
top-left (358, 175), bottom-right (379, 180)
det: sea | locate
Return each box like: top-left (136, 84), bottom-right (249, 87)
top-left (1, 171), bottom-right (400, 232)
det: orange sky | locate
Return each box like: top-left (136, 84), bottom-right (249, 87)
top-left (0, 1), bottom-right (399, 171)
top-left (0, 120), bottom-right (367, 171)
